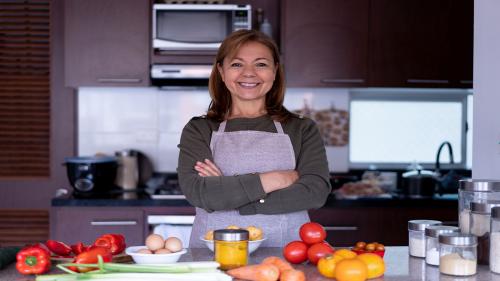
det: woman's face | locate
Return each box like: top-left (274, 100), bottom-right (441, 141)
top-left (218, 41), bottom-right (277, 105)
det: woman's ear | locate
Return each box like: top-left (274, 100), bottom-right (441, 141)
top-left (217, 63), bottom-right (224, 82)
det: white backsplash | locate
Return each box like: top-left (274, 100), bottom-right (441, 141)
top-left (78, 87), bottom-right (349, 172)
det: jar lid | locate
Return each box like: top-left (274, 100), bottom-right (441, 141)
top-left (64, 156), bottom-right (117, 164)
top-left (408, 220), bottom-right (442, 231)
top-left (439, 233), bottom-right (477, 246)
top-left (470, 200), bottom-right (500, 214)
top-left (425, 225), bottom-right (459, 238)
top-left (492, 206), bottom-right (500, 219)
top-left (115, 150), bottom-right (138, 157)
top-left (214, 229), bottom-right (249, 241)
top-left (459, 179), bottom-right (500, 192)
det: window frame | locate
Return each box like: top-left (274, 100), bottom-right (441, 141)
top-left (348, 88), bottom-right (470, 170)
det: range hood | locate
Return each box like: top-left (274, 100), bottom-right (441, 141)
top-left (151, 64), bottom-right (212, 87)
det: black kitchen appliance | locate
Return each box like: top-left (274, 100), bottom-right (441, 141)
top-left (64, 156), bottom-right (118, 198)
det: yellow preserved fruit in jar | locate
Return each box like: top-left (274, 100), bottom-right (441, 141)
top-left (214, 229), bottom-right (249, 270)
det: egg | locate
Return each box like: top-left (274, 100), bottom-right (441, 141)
top-left (164, 236), bottom-right (183, 252)
top-left (145, 234), bottom-right (165, 251)
top-left (136, 248), bottom-right (153, 254)
top-left (155, 248), bottom-right (172, 254)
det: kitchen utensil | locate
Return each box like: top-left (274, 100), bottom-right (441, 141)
top-left (402, 168), bottom-right (438, 198)
top-left (64, 156), bottom-right (117, 196)
top-left (125, 246), bottom-right (186, 264)
top-left (200, 237), bottom-right (265, 254)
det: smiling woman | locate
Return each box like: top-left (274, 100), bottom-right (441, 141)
top-left (177, 30), bottom-right (332, 249)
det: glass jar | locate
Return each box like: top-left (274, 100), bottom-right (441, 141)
top-left (408, 220), bottom-right (442, 258)
top-left (439, 233), bottom-right (477, 276)
top-left (425, 225), bottom-right (459, 266)
top-left (459, 179), bottom-right (500, 234)
top-left (214, 229), bottom-right (249, 270)
top-left (470, 200), bottom-right (500, 265)
top-left (490, 206), bottom-right (500, 273)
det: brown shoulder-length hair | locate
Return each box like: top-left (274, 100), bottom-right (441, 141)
top-left (206, 29), bottom-right (291, 122)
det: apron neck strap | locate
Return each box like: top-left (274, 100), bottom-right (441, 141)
top-left (217, 120), bottom-right (284, 134)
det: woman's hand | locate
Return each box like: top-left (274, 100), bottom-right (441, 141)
top-left (194, 159), bottom-right (222, 177)
top-left (259, 170), bottom-right (299, 193)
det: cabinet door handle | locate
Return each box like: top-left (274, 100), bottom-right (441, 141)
top-left (320, 78), bottom-right (365, 84)
top-left (91, 220), bottom-right (137, 226)
top-left (407, 79), bottom-right (449, 84)
top-left (324, 226), bottom-right (358, 231)
top-left (97, 78), bottom-right (142, 83)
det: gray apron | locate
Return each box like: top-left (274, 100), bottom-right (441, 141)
top-left (189, 119), bottom-right (310, 248)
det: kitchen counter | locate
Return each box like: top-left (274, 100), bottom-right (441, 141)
top-left (52, 194), bottom-right (458, 208)
top-left (0, 247), bottom-right (497, 281)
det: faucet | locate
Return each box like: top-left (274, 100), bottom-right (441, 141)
top-left (435, 141), bottom-right (458, 193)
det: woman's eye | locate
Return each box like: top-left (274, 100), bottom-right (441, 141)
top-left (256, 62), bottom-right (268, 68)
top-left (230, 62), bottom-right (242, 67)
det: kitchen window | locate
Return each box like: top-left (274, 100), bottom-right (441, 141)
top-left (349, 89), bottom-right (472, 170)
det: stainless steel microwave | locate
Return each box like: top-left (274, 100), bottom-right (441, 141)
top-left (152, 4), bottom-right (252, 51)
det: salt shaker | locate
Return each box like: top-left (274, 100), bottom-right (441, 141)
top-left (408, 220), bottom-right (442, 258)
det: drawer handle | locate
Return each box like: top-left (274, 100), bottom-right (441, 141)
top-left (407, 79), bottom-right (449, 84)
top-left (324, 226), bottom-right (358, 231)
top-left (320, 78), bottom-right (365, 84)
top-left (91, 220), bottom-right (137, 226)
top-left (97, 78), bottom-right (142, 83)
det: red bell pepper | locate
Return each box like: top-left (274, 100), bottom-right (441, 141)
top-left (68, 247), bottom-right (112, 273)
top-left (70, 242), bottom-right (89, 255)
top-left (16, 245), bottom-right (51, 275)
top-left (45, 240), bottom-right (72, 257)
top-left (93, 234), bottom-right (126, 255)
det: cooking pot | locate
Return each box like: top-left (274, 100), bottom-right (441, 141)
top-left (64, 156), bottom-right (118, 195)
top-left (402, 169), bottom-right (439, 198)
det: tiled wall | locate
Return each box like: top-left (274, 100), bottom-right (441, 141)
top-left (78, 87), bottom-right (350, 172)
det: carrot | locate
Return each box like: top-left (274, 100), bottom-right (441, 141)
top-left (227, 263), bottom-right (280, 281)
top-left (280, 269), bottom-right (306, 281)
top-left (261, 256), bottom-right (293, 273)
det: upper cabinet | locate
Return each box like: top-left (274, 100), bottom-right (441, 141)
top-left (369, 0), bottom-right (473, 88)
top-left (282, 0), bottom-right (473, 88)
top-left (281, 0), bottom-right (369, 87)
top-left (64, 0), bottom-right (150, 87)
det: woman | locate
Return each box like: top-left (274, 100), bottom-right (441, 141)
top-left (178, 29), bottom-right (331, 248)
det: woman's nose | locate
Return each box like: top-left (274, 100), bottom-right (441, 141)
top-left (241, 65), bottom-right (256, 77)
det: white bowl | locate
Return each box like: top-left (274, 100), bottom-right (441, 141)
top-left (125, 246), bottom-right (187, 264)
top-left (200, 237), bottom-right (266, 254)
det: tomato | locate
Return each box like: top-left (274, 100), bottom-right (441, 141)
top-left (299, 222), bottom-right (326, 245)
top-left (317, 254), bottom-right (344, 278)
top-left (307, 242), bottom-right (334, 265)
top-left (283, 240), bottom-right (308, 264)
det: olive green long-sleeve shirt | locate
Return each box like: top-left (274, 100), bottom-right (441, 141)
top-left (177, 114), bottom-right (332, 215)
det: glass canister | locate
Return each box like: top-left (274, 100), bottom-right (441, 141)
top-left (214, 229), bottom-right (249, 270)
top-left (408, 220), bottom-right (442, 258)
top-left (470, 201), bottom-right (500, 265)
top-left (490, 206), bottom-right (500, 273)
top-left (425, 225), bottom-right (459, 266)
top-left (439, 233), bottom-right (477, 276)
top-left (459, 179), bottom-right (500, 234)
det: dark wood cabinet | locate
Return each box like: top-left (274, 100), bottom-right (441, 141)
top-left (281, 0), bottom-right (369, 87)
top-left (309, 205), bottom-right (457, 247)
top-left (369, 0), bottom-right (473, 88)
top-left (64, 0), bottom-right (150, 87)
top-left (51, 207), bottom-right (145, 245)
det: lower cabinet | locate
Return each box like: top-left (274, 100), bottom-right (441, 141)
top-left (51, 207), bottom-right (145, 246)
top-left (309, 205), bottom-right (458, 247)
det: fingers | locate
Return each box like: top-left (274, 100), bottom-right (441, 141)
top-left (194, 159), bottom-right (222, 177)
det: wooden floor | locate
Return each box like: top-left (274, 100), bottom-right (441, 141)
top-left (0, 209), bottom-right (49, 247)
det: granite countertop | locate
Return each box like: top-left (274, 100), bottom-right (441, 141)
top-left (0, 247), bottom-right (495, 281)
top-left (52, 194), bottom-right (458, 208)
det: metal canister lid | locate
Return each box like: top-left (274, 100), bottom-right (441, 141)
top-left (115, 150), bottom-right (138, 157)
top-left (214, 229), bottom-right (249, 241)
top-left (459, 179), bottom-right (500, 192)
top-left (470, 200), bottom-right (500, 214)
top-left (425, 225), bottom-right (459, 238)
top-left (439, 233), bottom-right (477, 246)
top-left (408, 220), bottom-right (442, 231)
